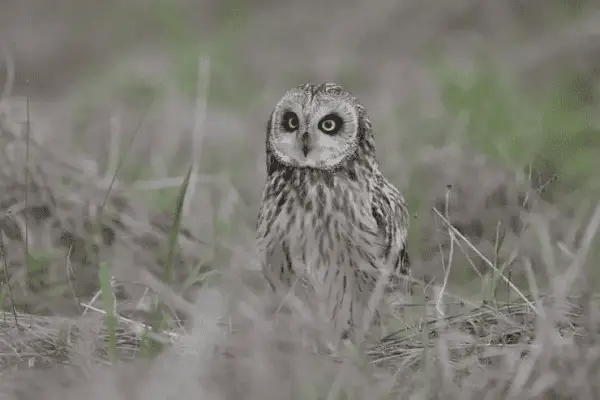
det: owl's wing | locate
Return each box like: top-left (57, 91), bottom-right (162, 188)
top-left (262, 242), bottom-right (295, 292)
top-left (370, 176), bottom-right (411, 288)
top-left (256, 197), bottom-right (296, 292)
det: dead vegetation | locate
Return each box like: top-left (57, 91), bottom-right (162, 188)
top-left (0, 103), bottom-right (202, 367)
top-left (1, 0), bottom-right (600, 399)
top-left (1, 99), bottom-right (600, 398)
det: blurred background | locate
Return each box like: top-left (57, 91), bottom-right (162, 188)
top-left (2, 0), bottom-right (600, 310)
top-left (1, 0), bottom-right (600, 398)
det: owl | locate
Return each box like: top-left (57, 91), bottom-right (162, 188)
top-left (256, 83), bottom-right (410, 342)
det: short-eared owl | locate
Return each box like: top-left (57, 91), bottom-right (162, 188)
top-left (256, 83), bottom-right (410, 340)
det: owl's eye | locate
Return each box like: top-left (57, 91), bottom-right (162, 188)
top-left (281, 111), bottom-right (299, 132)
top-left (318, 114), bottom-right (344, 135)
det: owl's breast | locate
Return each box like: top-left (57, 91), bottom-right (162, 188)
top-left (259, 173), bottom-right (389, 336)
top-left (283, 180), bottom-right (381, 280)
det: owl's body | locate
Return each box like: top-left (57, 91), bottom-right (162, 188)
top-left (257, 83), bottom-right (409, 340)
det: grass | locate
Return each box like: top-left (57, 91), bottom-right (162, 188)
top-left (2, 3), bottom-right (600, 399)
top-left (2, 78), bottom-right (600, 399)
top-left (436, 60), bottom-right (600, 198)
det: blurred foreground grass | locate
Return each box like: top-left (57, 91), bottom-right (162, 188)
top-left (1, 1), bottom-right (600, 399)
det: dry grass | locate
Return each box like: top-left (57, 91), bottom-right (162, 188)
top-left (1, 99), bottom-right (600, 398)
top-left (1, 1), bottom-right (600, 399)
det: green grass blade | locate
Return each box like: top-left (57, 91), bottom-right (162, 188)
top-left (164, 164), bottom-right (192, 283)
top-left (98, 261), bottom-right (117, 362)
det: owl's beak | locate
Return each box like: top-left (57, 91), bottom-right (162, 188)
top-left (300, 132), bottom-right (311, 157)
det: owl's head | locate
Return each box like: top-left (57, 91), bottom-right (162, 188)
top-left (266, 83), bottom-right (375, 171)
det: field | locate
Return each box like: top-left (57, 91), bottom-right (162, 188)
top-left (1, 1), bottom-right (600, 398)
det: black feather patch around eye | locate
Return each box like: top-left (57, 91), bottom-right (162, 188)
top-left (317, 113), bottom-right (344, 135)
top-left (281, 111), bottom-right (299, 132)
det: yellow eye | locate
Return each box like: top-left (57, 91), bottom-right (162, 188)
top-left (281, 111), bottom-right (299, 132)
top-left (318, 114), bottom-right (343, 135)
top-left (321, 120), bottom-right (335, 131)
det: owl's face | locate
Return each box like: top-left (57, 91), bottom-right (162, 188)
top-left (267, 83), bottom-right (361, 170)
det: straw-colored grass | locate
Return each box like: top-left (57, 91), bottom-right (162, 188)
top-left (2, 2), bottom-right (600, 398)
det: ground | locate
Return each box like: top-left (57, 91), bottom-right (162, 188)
top-left (1, 1), bottom-right (600, 399)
